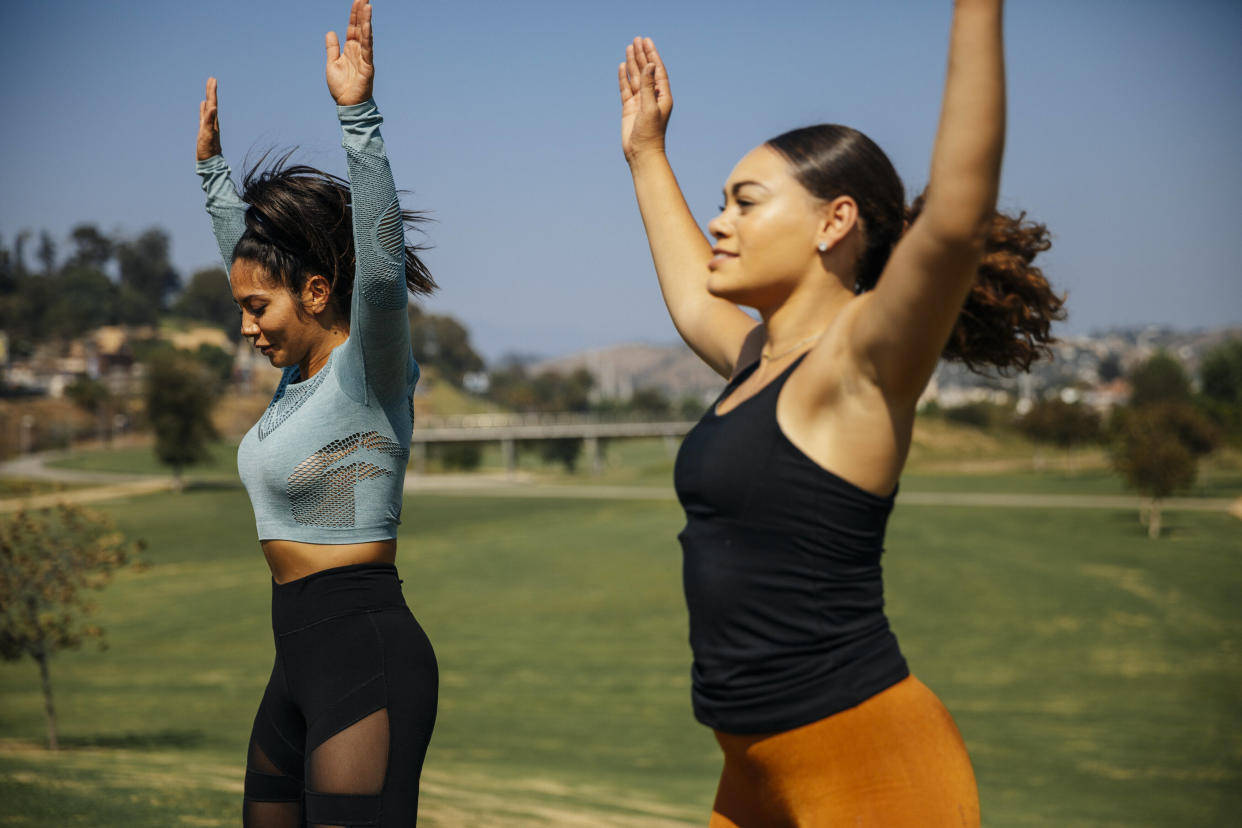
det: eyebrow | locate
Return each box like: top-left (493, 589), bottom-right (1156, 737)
top-left (722, 180), bottom-right (769, 199)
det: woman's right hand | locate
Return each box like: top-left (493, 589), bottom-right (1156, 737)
top-left (619, 37), bottom-right (673, 165)
top-left (197, 77), bottom-right (222, 162)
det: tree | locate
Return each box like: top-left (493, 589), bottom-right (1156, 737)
top-left (488, 364), bottom-right (595, 414)
top-left (192, 343), bottom-right (235, 384)
top-left (65, 377), bottom-right (111, 414)
top-left (1018, 399), bottom-right (1101, 467)
top-left (430, 442), bottom-right (483, 471)
top-left (1112, 402), bottom-right (1220, 539)
top-left (35, 231), bottom-right (57, 276)
top-left (1199, 338), bottom-right (1242, 437)
top-left (628, 387), bottom-right (672, 418)
top-left (538, 439), bottom-right (584, 473)
top-left (67, 224), bottom-right (113, 270)
top-left (172, 267), bottom-right (239, 340)
top-left (1097, 353), bottom-right (1123, 383)
top-left (407, 305), bottom-right (485, 387)
top-left (145, 353), bottom-right (221, 486)
top-left (46, 265), bottom-right (121, 339)
top-left (0, 504), bottom-right (146, 749)
top-left (1128, 352), bottom-right (1191, 408)
top-left (116, 228), bottom-right (180, 315)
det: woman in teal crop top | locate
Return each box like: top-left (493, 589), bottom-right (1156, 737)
top-left (195, 3), bottom-right (437, 824)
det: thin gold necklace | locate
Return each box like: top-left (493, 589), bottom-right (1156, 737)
top-left (761, 330), bottom-right (827, 361)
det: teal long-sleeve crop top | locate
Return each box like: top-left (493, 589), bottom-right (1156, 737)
top-left (196, 99), bottom-right (419, 544)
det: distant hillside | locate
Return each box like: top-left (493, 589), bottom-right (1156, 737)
top-left (527, 324), bottom-right (1242, 409)
top-left (531, 343), bottom-right (725, 402)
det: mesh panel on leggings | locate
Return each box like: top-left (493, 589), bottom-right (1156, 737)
top-left (346, 146), bottom-right (408, 311)
top-left (244, 741), bottom-right (303, 828)
top-left (288, 431), bottom-right (407, 527)
top-left (305, 708), bottom-right (389, 828)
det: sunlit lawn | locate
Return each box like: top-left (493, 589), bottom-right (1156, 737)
top-left (2, 467), bottom-right (1239, 825)
top-left (47, 436), bottom-right (1242, 499)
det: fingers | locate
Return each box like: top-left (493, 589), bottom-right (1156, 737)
top-left (326, 30), bottom-right (340, 62)
top-left (639, 62), bottom-right (658, 111)
top-left (199, 77), bottom-right (219, 130)
top-left (361, 3), bottom-right (373, 67)
top-left (644, 38), bottom-right (669, 87)
top-left (633, 36), bottom-right (649, 74)
top-left (347, 0), bottom-right (364, 45)
top-left (625, 42), bottom-right (641, 95)
top-left (618, 62), bottom-right (634, 104)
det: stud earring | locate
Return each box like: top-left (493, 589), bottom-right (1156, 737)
top-left (817, 242), bottom-right (829, 253)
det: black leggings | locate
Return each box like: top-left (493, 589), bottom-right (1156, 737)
top-left (243, 563), bottom-right (438, 827)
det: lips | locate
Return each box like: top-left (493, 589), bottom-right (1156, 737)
top-left (708, 249), bottom-right (737, 271)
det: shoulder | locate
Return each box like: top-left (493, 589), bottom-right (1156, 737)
top-left (787, 297), bottom-right (879, 409)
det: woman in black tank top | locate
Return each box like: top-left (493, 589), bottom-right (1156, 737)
top-left (618, 2), bottom-right (1063, 824)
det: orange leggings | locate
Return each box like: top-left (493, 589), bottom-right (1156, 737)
top-left (709, 676), bottom-right (979, 827)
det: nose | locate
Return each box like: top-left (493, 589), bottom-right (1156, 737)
top-left (240, 312), bottom-right (260, 339)
top-left (707, 210), bottom-right (730, 241)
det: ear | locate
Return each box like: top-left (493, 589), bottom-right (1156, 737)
top-left (815, 195), bottom-right (859, 253)
top-left (300, 274), bottom-right (335, 315)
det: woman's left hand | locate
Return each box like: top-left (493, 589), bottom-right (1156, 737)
top-left (326, 0), bottom-right (375, 106)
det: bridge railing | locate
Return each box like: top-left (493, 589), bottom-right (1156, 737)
top-left (416, 411), bottom-right (685, 430)
top-left (409, 412), bottom-right (699, 473)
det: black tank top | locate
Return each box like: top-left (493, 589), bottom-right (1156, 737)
top-left (674, 353), bottom-right (909, 734)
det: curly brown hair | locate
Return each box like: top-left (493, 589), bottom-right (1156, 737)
top-left (767, 125), bottom-right (1065, 376)
top-left (907, 194), bottom-right (1065, 374)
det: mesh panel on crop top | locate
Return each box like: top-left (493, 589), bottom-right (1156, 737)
top-left (258, 363), bottom-right (333, 441)
top-left (288, 431), bottom-right (408, 527)
top-left (346, 147), bottom-right (408, 311)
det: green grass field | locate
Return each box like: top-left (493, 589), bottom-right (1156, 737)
top-left (46, 436), bottom-right (1242, 499)
top-left (2, 466), bottom-right (1240, 825)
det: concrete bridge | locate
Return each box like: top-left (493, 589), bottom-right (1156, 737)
top-left (411, 413), bottom-right (696, 473)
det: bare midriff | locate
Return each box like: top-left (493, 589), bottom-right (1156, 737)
top-left (262, 539), bottom-right (397, 585)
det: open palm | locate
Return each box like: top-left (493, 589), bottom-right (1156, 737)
top-left (326, 0), bottom-right (375, 106)
top-left (619, 37), bottom-right (673, 163)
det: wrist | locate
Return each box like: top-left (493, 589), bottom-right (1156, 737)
top-left (626, 145), bottom-right (668, 172)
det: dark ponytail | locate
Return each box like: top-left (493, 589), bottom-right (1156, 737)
top-left (233, 151), bottom-right (435, 314)
top-left (766, 126), bottom-right (1063, 374)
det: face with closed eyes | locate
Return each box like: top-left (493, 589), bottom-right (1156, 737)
top-left (231, 258), bottom-right (323, 370)
top-left (706, 145), bottom-right (858, 310)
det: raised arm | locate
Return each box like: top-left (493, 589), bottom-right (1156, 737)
top-left (621, 38), bottom-right (757, 379)
top-left (850, 0), bottom-right (1006, 402)
top-left (328, 0), bottom-right (416, 405)
top-left (194, 77), bottom-right (247, 271)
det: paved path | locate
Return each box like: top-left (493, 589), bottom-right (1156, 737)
top-left (0, 451), bottom-right (180, 514)
top-left (3, 452), bottom-right (1240, 518)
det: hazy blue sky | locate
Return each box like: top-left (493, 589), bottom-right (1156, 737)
top-left (3, 0), bottom-right (1240, 359)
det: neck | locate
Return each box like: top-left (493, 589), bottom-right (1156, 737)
top-left (299, 324), bottom-right (349, 379)
top-left (756, 274), bottom-right (853, 360)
